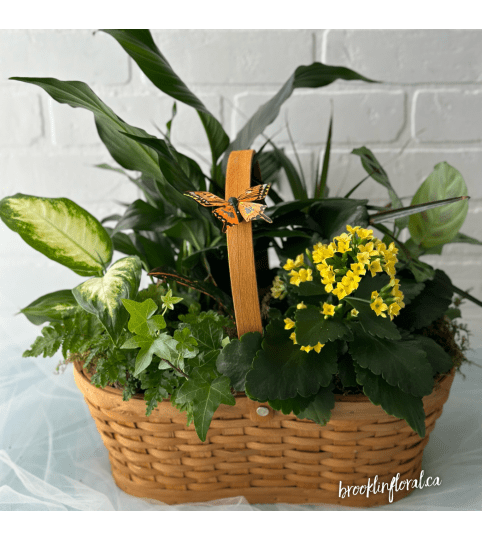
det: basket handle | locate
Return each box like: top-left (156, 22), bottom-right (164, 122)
top-left (225, 150), bottom-right (263, 338)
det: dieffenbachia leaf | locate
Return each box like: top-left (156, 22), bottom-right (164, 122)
top-left (245, 317), bottom-right (338, 401)
top-left (9, 77), bottom-right (163, 180)
top-left (174, 366), bottom-right (235, 442)
top-left (0, 194), bottom-right (112, 277)
top-left (295, 306), bottom-right (353, 346)
top-left (349, 332), bottom-right (434, 398)
top-left (345, 297), bottom-right (401, 340)
top-left (121, 298), bottom-right (166, 336)
top-left (216, 332), bottom-right (262, 392)
top-left (295, 382), bottom-right (336, 426)
top-left (19, 289), bottom-right (78, 325)
top-left (224, 62), bottom-right (375, 171)
top-left (354, 363), bottom-right (426, 438)
top-left (408, 162), bottom-right (469, 249)
top-left (73, 256), bottom-right (142, 344)
top-left (101, 30), bottom-right (229, 166)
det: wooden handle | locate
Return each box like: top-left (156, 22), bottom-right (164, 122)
top-left (225, 150), bottom-right (263, 338)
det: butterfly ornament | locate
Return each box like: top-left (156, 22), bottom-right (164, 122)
top-left (184, 184), bottom-right (273, 233)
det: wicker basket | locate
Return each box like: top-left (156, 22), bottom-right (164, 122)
top-left (73, 150), bottom-right (457, 506)
top-left (74, 362), bottom-right (455, 506)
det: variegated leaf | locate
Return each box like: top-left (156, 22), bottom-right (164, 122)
top-left (72, 256), bottom-right (142, 343)
top-left (0, 194), bottom-right (112, 276)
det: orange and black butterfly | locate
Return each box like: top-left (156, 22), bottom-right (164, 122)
top-left (184, 184), bottom-right (273, 233)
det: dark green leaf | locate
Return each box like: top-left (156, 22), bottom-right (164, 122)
top-left (354, 363), bottom-right (426, 438)
top-left (268, 393), bottom-right (315, 416)
top-left (315, 112), bottom-right (333, 199)
top-left (307, 198), bottom-right (369, 239)
top-left (296, 382), bottom-right (336, 426)
top-left (216, 332), bottom-right (262, 392)
top-left (410, 335), bottom-right (453, 376)
top-left (396, 269), bottom-right (453, 331)
top-left (345, 298), bottom-right (401, 340)
top-left (245, 317), bottom-right (338, 401)
top-left (19, 290), bottom-right (78, 325)
top-left (349, 332), bottom-right (434, 397)
top-left (295, 306), bottom-right (353, 346)
top-left (102, 30), bottom-right (229, 165)
top-left (337, 353), bottom-right (358, 387)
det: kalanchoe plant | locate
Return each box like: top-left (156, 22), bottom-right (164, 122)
top-left (1, 29), bottom-right (481, 444)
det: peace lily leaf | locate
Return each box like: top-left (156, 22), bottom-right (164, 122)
top-left (174, 366), bottom-right (235, 441)
top-left (72, 256), bottom-right (142, 344)
top-left (10, 77), bottom-right (162, 180)
top-left (216, 332), bottom-right (262, 392)
top-left (408, 162), bottom-right (469, 248)
top-left (224, 62), bottom-right (375, 171)
top-left (19, 290), bottom-right (78, 325)
top-left (295, 306), bottom-right (353, 346)
top-left (296, 382), bottom-right (336, 426)
top-left (349, 331), bottom-right (434, 397)
top-left (101, 29), bottom-right (229, 165)
top-left (396, 269), bottom-right (453, 331)
top-left (307, 198), bottom-right (369, 239)
top-left (121, 332), bottom-right (178, 376)
top-left (410, 335), bottom-right (453, 376)
top-left (245, 317), bottom-right (338, 401)
top-left (121, 298), bottom-right (165, 336)
top-left (352, 147), bottom-right (404, 223)
top-left (0, 194), bottom-right (112, 277)
top-left (268, 393), bottom-right (315, 416)
top-left (354, 363), bottom-right (426, 438)
top-left (345, 298), bottom-right (401, 340)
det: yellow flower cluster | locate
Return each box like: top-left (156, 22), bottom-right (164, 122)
top-left (370, 278), bottom-right (405, 320)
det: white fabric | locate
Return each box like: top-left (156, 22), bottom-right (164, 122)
top-left (1, 316), bottom-right (481, 511)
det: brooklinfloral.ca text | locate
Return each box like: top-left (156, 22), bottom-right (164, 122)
top-left (339, 470), bottom-right (441, 503)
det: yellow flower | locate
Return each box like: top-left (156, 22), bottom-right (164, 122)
top-left (289, 332), bottom-right (298, 345)
top-left (371, 290), bottom-right (379, 300)
top-left (357, 228), bottom-right (374, 240)
top-left (300, 345), bottom-right (313, 353)
top-left (350, 308), bottom-right (359, 317)
top-left (313, 342), bottom-right (325, 353)
top-left (312, 243), bottom-right (335, 263)
top-left (388, 302), bottom-right (401, 320)
top-left (294, 254), bottom-right (304, 267)
top-left (337, 238), bottom-right (351, 253)
top-left (341, 270), bottom-right (361, 294)
top-left (284, 318), bottom-right (295, 330)
top-left (371, 296), bottom-right (388, 318)
top-left (383, 262), bottom-right (397, 278)
top-left (368, 258), bottom-right (383, 277)
top-left (297, 301), bottom-right (307, 310)
top-left (298, 268), bottom-right (313, 283)
top-left (322, 303), bottom-right (335, 317)
top-left (283, 254), bottom-right (304, 271)
top-left (350, 262), bottom-right (366, 277)
top-left (333, 283), bottom-right (348, 300)
top-left (357, 251), bottom-right (371, 265)
top-left (346, 225), bottom-right (360, 235)
top-left (358, 242), bottom-right (378, 257)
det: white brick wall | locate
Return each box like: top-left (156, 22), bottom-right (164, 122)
top-left (1, 29), bottom-right (481, 345)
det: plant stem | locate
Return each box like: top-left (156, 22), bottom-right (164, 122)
top-left (161, 358), bottom-right (189, 378)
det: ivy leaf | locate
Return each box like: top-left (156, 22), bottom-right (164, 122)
top-left (354, 363), bottom-right (426, 438)
top-left (122, 298), bottom-right (166, 336)
top-left (295, 306), bottom-right (353, 346)
top-left (268, 393), bottom-right (315, 416)
top-left (245, 317), bottom-right (338, 401)
top-left (349, 331), bottom-right (434, 397)
top-left (345, 297), bottom-right (401, 340)
top-left (174, 366), bottom-right (235, 442)
top-left (396, 269), bottom-right (453, 331)
top-left (216, 332), bottom-right (263, 392)
top-left (410, 335), bottom-right (453, 376)
top-left (121, 332), bottom-right (179, 376)
top-left (161, 288), bottom-right (184, 311)
top-left (296, 382), bottom-right (336, 426)
top-left (173, 327), bottom-right (198, 359)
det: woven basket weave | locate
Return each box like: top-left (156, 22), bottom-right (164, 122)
top-left (74, 362), bottom-right (455, 507)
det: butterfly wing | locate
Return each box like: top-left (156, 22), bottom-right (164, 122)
top-left (237, 184), bottom-right (271, 202)
top-left (184, 191), bottom-right (227, 207)
top-left (238, 202), bottom-right (273, 224)
top-left (213, 205), bottom-right (240, 233)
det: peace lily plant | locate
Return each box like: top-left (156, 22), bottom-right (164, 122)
top-left (1, 30), bottom-right (480, 442)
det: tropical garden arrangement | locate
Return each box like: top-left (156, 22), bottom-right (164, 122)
top-left (1, 29), bottom-right (480, 505)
